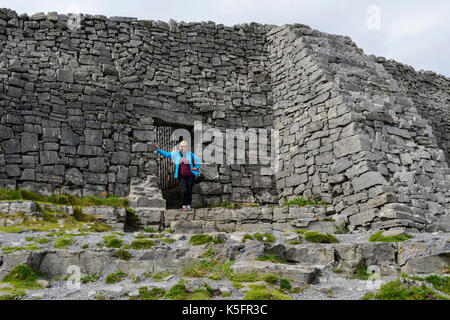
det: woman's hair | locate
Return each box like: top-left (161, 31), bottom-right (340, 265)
top-left (179, 140), bottom-right (189, 148)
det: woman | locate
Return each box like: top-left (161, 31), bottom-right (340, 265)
top-left (155, 140), bottom-right (201, 210)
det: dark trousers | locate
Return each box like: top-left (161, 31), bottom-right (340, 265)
top-left (179, 175), bottom-right (195, 206)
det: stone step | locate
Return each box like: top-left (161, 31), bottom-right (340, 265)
top-left (229, 260), bottom-right (321, 284)
top-left (128, 196), bottom-right (166, 209)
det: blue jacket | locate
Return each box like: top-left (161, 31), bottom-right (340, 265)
top-left (157, 148), bottom-right (201, 179)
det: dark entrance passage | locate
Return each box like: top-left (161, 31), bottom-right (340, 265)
top-left (154, 122), bottom-right (194, 209)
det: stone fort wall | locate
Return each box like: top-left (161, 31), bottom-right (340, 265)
top-left (0, 8), bottom-right (449, 231)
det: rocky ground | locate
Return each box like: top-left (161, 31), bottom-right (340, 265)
top-left (1, 227), bottom-right (449, 300)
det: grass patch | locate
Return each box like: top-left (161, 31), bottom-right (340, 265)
top-left (289, 240), bottom-right (303, 245)
top-left (0, 287), bottom-right (26, 300)
top-left (165, 280), bottom-right (190, 300)
top-left (253, 232), bottom-right (275, 243)
top-left (262, 273), bottom-right (279, 285)
top-left (2, 243), bottom-right (41, 254)
top-left (243, 284), bottom-right (292, 300)
top-left (116, 249), bottom-right (131, 261)
top-left (242, 234), bottom-right (254, 242)
top-left (348, 267), bottom-right (370, 280)
top-left (105, 270), bottom-right (127, 284)
top-left (137, 286), bottom-right (165, 300)
top-left (369, 231), bottom-right (414, 243)
top-left (151, 271), bottom-right (173, 281)
top-left (80, 273), bottom-right (100, 284)
top-left (161, 237), bottom-right (175, 244)
top-left (365, 278), bottom-right (449, 300)
top-left (54, 236), bottom-right (74, 249)
top-left (304, 231), bottom-right (339, 243)
top-left (281, 196), bottom-right (327, 207)
top-left (1, 264), bottom-right (45, 290)
top-left (201, 247), bottom-right (215, 258)
top-left (188, 234), bottom-right (223, 245)
top-left (0, 188), bottom-right (129, 208)
top-left (103, 235), bottom-right (123, 248)
top-left (0, 226), bottom-right (23, 233)
top-left (130, 239), bottom-right (156, 250)
top-left (424, 275), bottom-right (450, 295)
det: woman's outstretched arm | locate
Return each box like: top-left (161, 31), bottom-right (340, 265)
top-left (155, 144), bottom-right (173, 159)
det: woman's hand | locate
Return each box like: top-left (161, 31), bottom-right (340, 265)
top-left (155, 144), bottom-right (159, 151)
top-left (192, 167), bottom-right (197, 171)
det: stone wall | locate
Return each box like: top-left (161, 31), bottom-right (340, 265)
top-left (267, 24), bottom-right (450, 232)
top-left (0, 8), bottom-right (277, 205)
top-left (0, 8), bottom-right (449, 231)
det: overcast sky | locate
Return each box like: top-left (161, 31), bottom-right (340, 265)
top-left (1, 0), bottom-right (449, 77)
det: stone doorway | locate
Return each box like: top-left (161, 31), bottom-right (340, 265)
top-left (154, 123), bottom-right (194, 209)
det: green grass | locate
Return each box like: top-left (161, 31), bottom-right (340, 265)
top-left (304, 231), bottom-right (339, 243)
top-left (262, 273), bottom-right (279, 285)
top-left (151, 271), bottom-right (173, 281)
top-left (1, 264), bottom-right (45, 290)
top-left (130, 239), bottom-right (156, 250)
top-left (164, 280), bottom-right (213, 300)
top-left (0, 226), bottom-right (23, 233)
top-left (363, 278), bottom-right (449, 300)
top-left (105, 270), bottom-right (127, 284)
top-left (424, 275), bottom-right (450, 295)
top-left (256, 254), bottom-right (288, 264)
top-left (136, 286), bottom-right (166, 300)
top-left (54, 236), bottom-right (74, 249)
top-left (160, 237), bottom-right (175, 244)
top-left (253, 232), bottom-right (276, 243)
top-left (281, 196), bottom-right (327, 207)
top-left (2, 243), bottom-right (41, 254)
top-left (242, 234), bottom-right (255, 242)
top-left (348, 267), bottom-right (371, 280)
top-left (289, 240), bottom-right (303, 245)
top-left (103, 235), bottom-right (123, 248)
top-left (80, 273), bottom-right (100, 284)
top-left (165, 280), bottom-right (190, 300)
top-left (369, 231), bottom-right (414, 242)
top-left (0, 188), bottom-right (129, 208)
top-left (188, 234), bottom-right (213, 245)
top-left (116, 249), bottom-right (131, 261)
top-left (0, 286), bottom-right (26, 300)
top-left (201, 247), bottom-right (215, 258)
top-left (243, 284), bottom-right (292, 300)
top-left (280, 278), bottom-right (292, 290)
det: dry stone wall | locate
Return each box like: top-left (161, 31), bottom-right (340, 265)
top-left (0, 8), bottom-right (449, 231)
